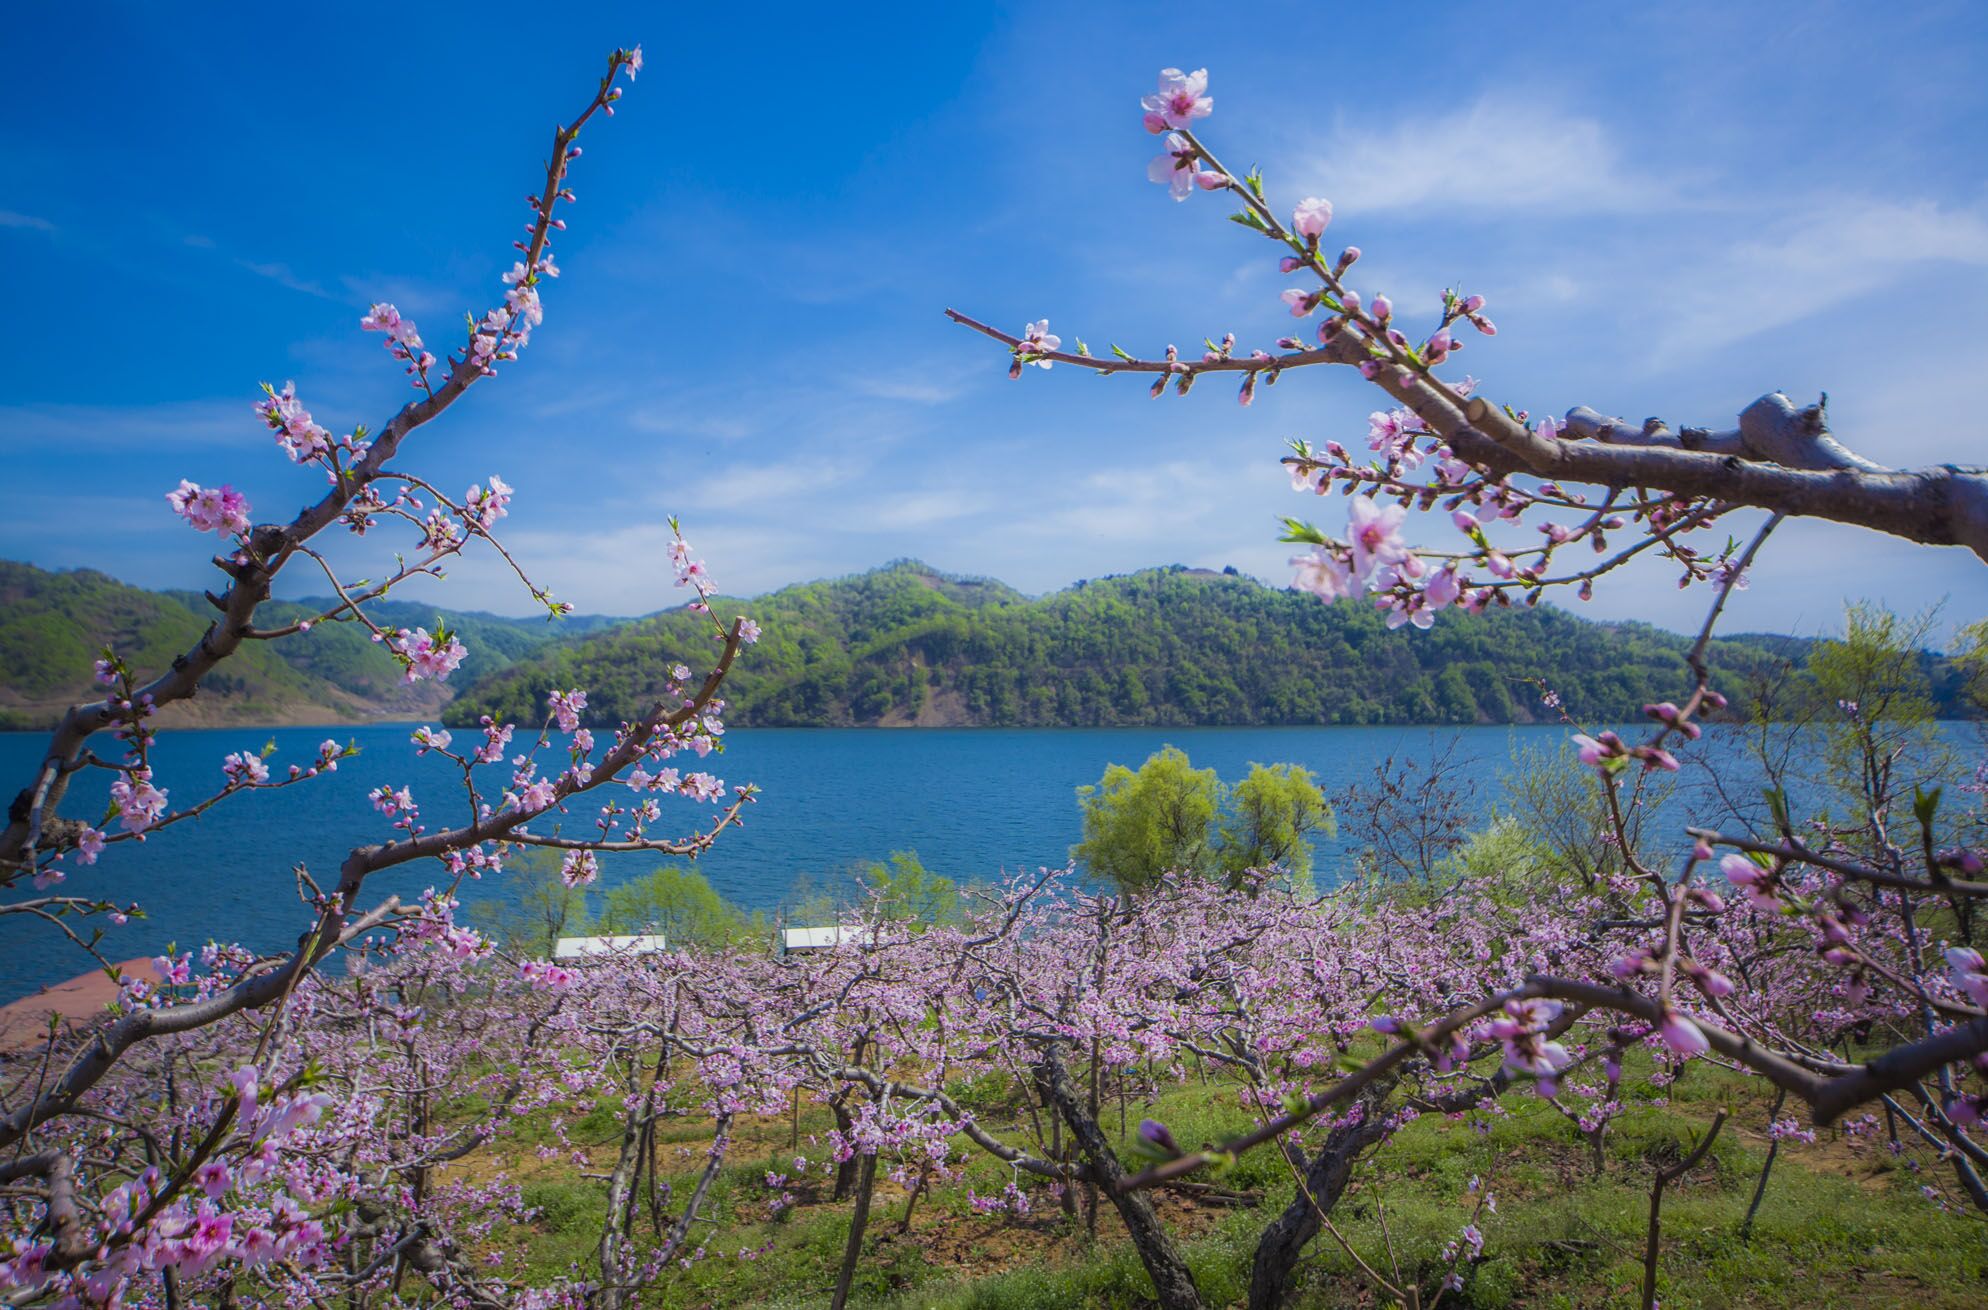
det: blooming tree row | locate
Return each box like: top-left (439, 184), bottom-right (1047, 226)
top-left (3, 52), bottom-right (1985, 1310)
top-left (4, 788), bottom-right (1976, 1305)
top-left (945, 63), bottom-right (1988, 1306)
top-left (0, 47), bottom-right (775, 1308)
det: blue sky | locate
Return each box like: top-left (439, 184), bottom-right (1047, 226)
top-left (3, 1), bottom-right (1985, 641)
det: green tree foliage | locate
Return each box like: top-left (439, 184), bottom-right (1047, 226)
top-left (595, 865), bottom-right (760, 948)
top-left (862, 850), bottom-right (962, 926)
top-left (775, 870), bottom-right (847, 930)
top-left (1503, 741), bottom-right (1675, 889)
top-left (448, 562), bottom-right (1981, 730)
top-left (464, 849), bottom-right (591, 957)
top-left (1074, 747), bottom-right (1224, 891)
top-left (211, 594), bottom-right (612, 703)
top-left (1360, 816), bottom-right (1556, 911)
top-left (1219, 763), bottom-right (1335, 886)
top-left (1804, 604), bottom-right (1956, 808)
top-left (1959, 618), bottom-right (1988, 717)
top-left (1073, 747), bottom-right (1332, 892)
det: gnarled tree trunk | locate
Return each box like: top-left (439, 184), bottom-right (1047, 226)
top-left (1037, 1047), bottom-right (1206, 1310)
top-left (1248, 1084), bottom-right (1395, 1310)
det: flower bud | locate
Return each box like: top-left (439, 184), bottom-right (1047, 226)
top-left (1292, 197), bottom-right (1334, 240)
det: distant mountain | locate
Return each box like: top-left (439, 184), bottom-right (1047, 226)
top-left (445, 560), bottom-right (1977, 729)
top-left (5, 559), bottom-right (1973, 732)
top-left (0, 561), bottom-right (617, 730)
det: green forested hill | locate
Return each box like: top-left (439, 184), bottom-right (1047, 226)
top-left (158, 592), bottom-right (618, 705)
top-left (0, 561), bottom-right (611, 729)
top-left (5, 558), bottom-right (1972, 731)
top-left (0, 563), bottom-right (334, 728)
top-left (446, 560), bottom-right (1953, 729)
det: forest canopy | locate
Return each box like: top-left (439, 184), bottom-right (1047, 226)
top-left (447, 560), bottom-right (1980, 729)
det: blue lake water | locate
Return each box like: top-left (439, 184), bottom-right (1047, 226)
top-left (1, 722), bottom-right (1974, 1003)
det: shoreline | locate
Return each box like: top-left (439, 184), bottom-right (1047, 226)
top-left (0, 958), bottom-right (160, 1051)
top-left (3, 717), bottom-right (1979, 737)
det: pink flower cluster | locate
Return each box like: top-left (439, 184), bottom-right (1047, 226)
top-left (520, 959), bottom-right (577, 989)
top-left (465, 474), bottom-right (513, 529)
top-left (109, 768), bottom-right (168, 835)
top-left (166, 480), bottom-right (252, 536)
top-left (1141, 67), bottom-right (1211, 134)
top-left (388, 627), bottom-right (467, 683)
top-left (560, 849), bottom-right (599, 887)
top-left (549, 688), bottom-right (588, 732)
top-left (254, 382), bottom-right (334, 463)
top-left (1292, 496), bottom-right (1450, 628)
top-left (359, 302), bottom-right (434, 386)
top-left (221, 750), bottom-right (270, 786)
top-left (1487, 998), bottom-right (1571, 1093)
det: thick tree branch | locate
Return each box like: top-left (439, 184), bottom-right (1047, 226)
top-left (1459, 395), bottom-right (1988, 560)
top-left (948, 311), bottom-right (1988, 561)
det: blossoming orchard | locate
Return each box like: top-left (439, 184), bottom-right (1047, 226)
top-left (3, 43), bottom-right (1986, 1310)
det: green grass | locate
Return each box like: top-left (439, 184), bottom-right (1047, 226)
top-left (466, 1060), bottom-right (1983, 1308)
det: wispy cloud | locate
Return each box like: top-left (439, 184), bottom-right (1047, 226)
top-left (1646, 197), bottom-right (1988, 357)
top-left (235, 258), bottom-right (336, 300)
top-left (858, 487), bottom-right (997, 531)
top-left (842, 372), bottom-right (973, 406)
top-left (0, 210), bottom-right (56, 233)
top-left (0, 400), bottom-right (253, 450)
top-left (338, 270), bottom-right (471, 318)
top-left (686, 457), bottom-right (864, 512)
top-left (1298, 97), bottom-right (1677, 215)
top-left (627, 408), bottom-right (760, 442)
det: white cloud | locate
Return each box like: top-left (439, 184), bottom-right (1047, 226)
top-left (1299, 97), bottom-right (1673, 214)
top-left (0, 210), bottom-right (56, 233)
top-left (0, 400), bottom-right (254, 450)
top-left (480, 518), bottom-right (824, 614)
top-left (860, 489), bottom-right (995, 531)
top-left (627, 408), bottom-right (759, 441)
top-left (842, 373), bottom-right (971, 405)
top-left (338, 270), bottom-right (469, 318)
top-left (683, 457), bottom-right (863, 512)
top-left (1648, 197), bottom-right (1988, 357)
top-left (235, 258), bottom-right (336, 300)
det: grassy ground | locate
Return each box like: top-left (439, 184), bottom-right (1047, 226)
top-left (459, 1057), bottom-right (1985, 1308)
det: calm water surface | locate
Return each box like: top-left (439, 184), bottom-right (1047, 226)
top-left (1, 723), bottom-right (1972, 1002)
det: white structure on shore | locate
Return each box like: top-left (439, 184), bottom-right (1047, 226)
top-left (780, 925), bottom-right (864, 953)
top-left (553, 933), bottom-right (668, 960)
